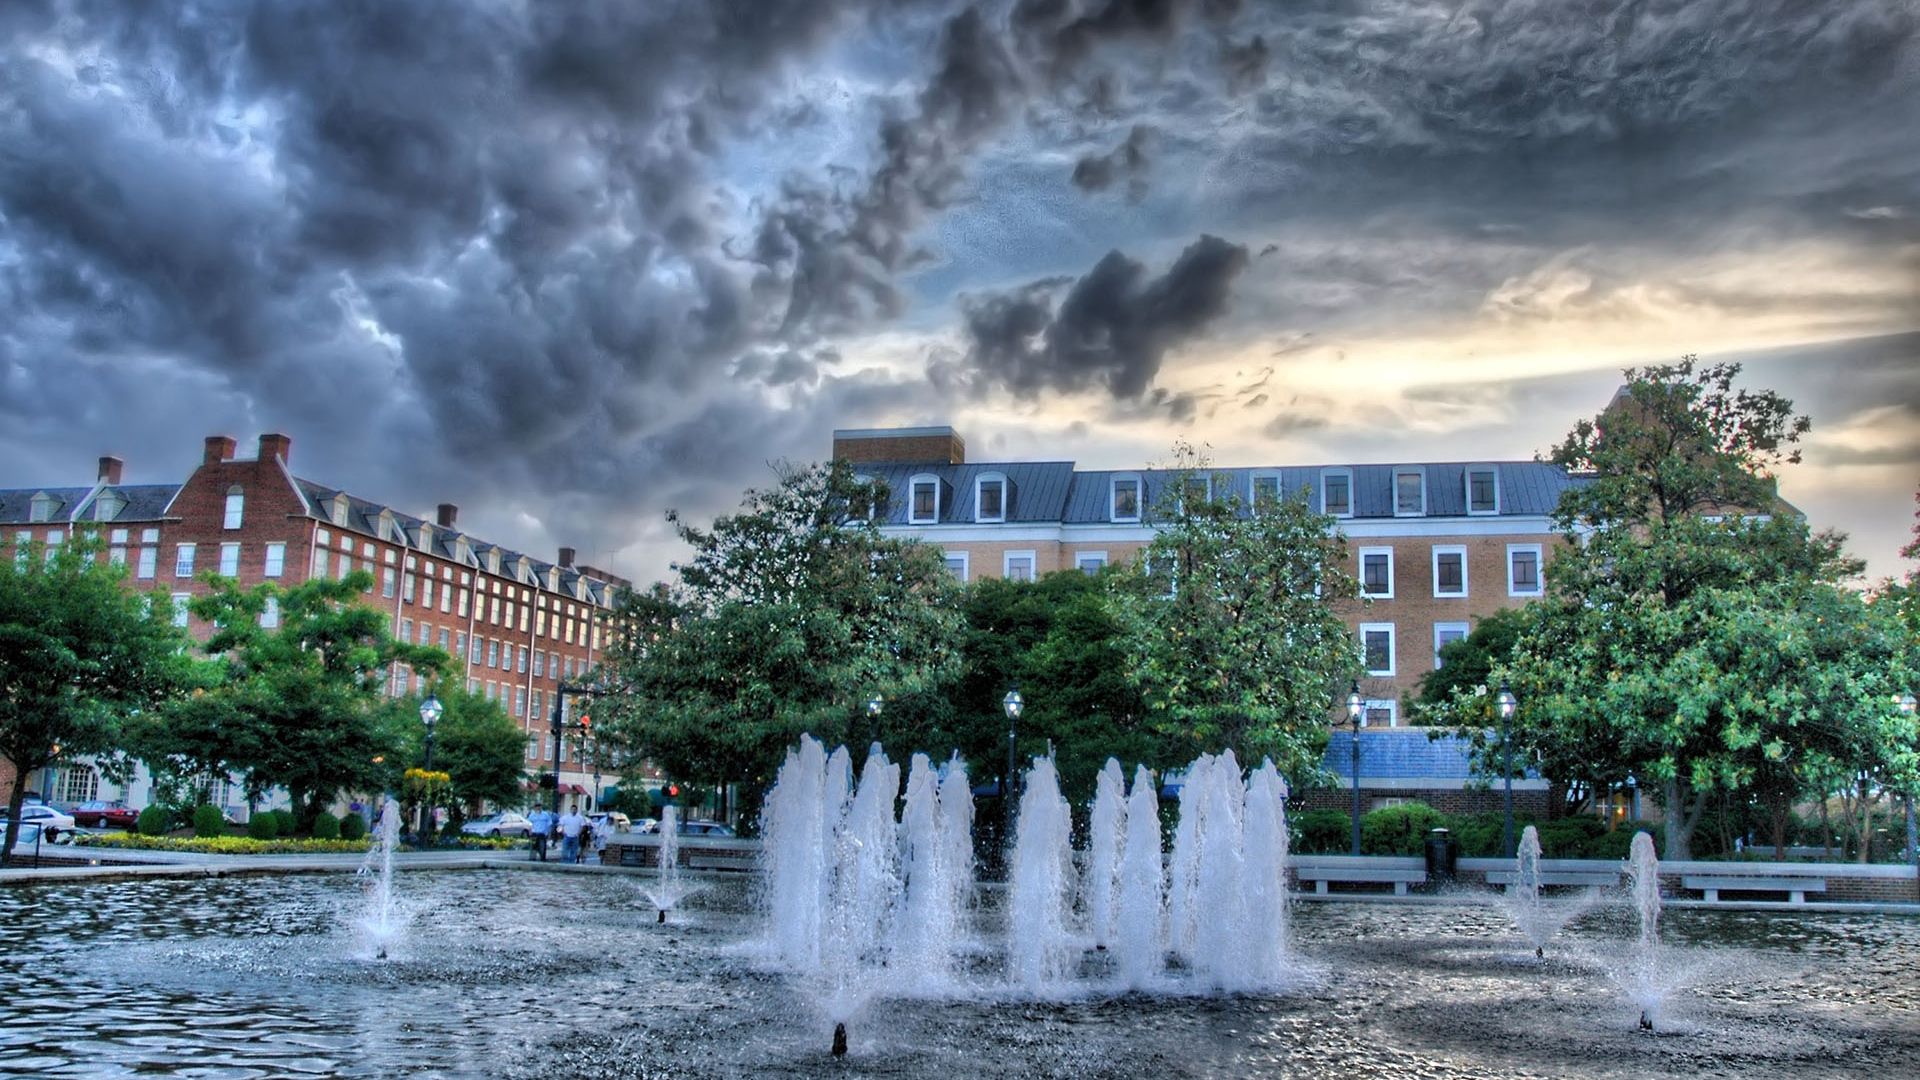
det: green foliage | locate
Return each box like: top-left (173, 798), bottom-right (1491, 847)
top-left (311, 812), bottom-right (340, 840)
top-left (136, 805), bottom-right (171, 836)
top-left (192, 803), bottom-right (227, 839)
top-left (76, 833), bottom-right (369, 855)
top-left (0, 532), bottom-right (197, 865)
top-left (1109, 442), bottom-right (1361, 781)
top-left (1360, 802), bottom-right (1445, 855)
top-left (339, 811), bottom-right (367, 841)
top-left (601, 459), bottom-right (966, 792)
top-left (1289, 809), bottom-right (1353, 854)
top-left (380, 684), bottom-right (525, 811)
top-left (598, 786), bottom-right (652, 817)
top-left (1407, 609), bottom-right (1527, 724)
top-left (269, 809), bottom-right (293, 837)
top-left (245, 810), bottom-right (279, 840)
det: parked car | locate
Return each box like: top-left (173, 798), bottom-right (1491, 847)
top-left (0, 805), bottom-right (76, 841)
top-left (460, 812), bottom-right (533, 838)
top-left (2, 822), bottom-right (68, 849)
top-left (587, 812), bottom-right (631, 833)
top-left (631, 818), bottom-right (660, 834)
top-left (678, 820), bottom-right (736, 838)
top-left (71, 800), bottom-right (139, 830)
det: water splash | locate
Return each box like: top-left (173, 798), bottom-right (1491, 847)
top-left (1007, 754), bottom-right (1075, 992)
top-left (895, 753), bottom-right (973, 990)
top-left (1500, 824), bottom-right (1600, 959)
top-left (644, 805), bottom-right (696, 921)
top-left (1086, 759), bottom-right (1127, 950)
top-left (1113, 764), bottom-right (1164, 989)
top-left (354, 798), bottom-right (404, 960)
top-left (1623, 830), bottom-right (1670, 1030)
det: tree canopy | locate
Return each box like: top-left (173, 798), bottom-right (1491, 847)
top-left (379, 683), bottom-right (528, 820)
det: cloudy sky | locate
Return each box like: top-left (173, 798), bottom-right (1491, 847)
top-left (3, 0), bottom-right (1915, 581)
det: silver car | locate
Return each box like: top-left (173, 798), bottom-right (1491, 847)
top-left (459, 811), bottom-right (533, 838)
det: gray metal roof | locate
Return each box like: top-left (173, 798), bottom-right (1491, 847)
top-left (850, 462), bottom-right (1078, 525)
top-left (0, 483), bottom-right (182, 525)
top-left (0, 486), bottom-right (96, 525)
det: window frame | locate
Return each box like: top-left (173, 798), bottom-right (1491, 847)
top-left (1319, 468), bottom-right (1353, 518)
top-left (1507, 543), bottom-right (1544, 597)
top-left (263, 543), bottom-right (285, 578)
top-left (1250, 470), bottom-right (1282, 509)
top-left (1465, 465), bottom-right (1500, 516)
top-left (1110, 473), bottom-right (1142, 523)
top-left (1393, 466), bottom-right (1427, 517)
top-left (974, 472), bottom-right (1008, 524)
top-left (223, 485), bottom-right (245, 530)
top-left (1430, 544), bottom-right (1468, 598)
top-left (1433, 621), bottom-right (1470, 669)
top-left (217, 542), bottom-right (240, 578)
top-left (1363, 699), bottom-right (1399, 728)
top-left (1360, 622), bottom-right (1396, 677)
top-left (1075, 551), bottom-right (1108, 574)
top-left (174, 543), bottom-right (196, 578)
top-left (1358, 546), bottom-right (1395, 599)
top-left (943, 551), bottom-right (970, 582)
top-left (1003, 549), bottom-right (1037, 582)
top-left (908, 474), bottom-right (941, 525)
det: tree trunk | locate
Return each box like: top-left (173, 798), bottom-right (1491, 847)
top-left (1769, 792), bottom-right (1790, 861)
top-left (0, 766), bottom-right (34, 869)
top-left (1819, 796), bottom-right (1833, 859)
top-left (1662, 777), bottom-right (1705, 861)
top-left (1854, 778), bottom-right (1876, 865)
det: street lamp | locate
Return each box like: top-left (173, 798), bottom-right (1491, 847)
top-left (1496, 683), bottom-right (1518, 858)
top-left (1003, 685), bottom-right (1023, 798)
top-left (1345, 681), bottom-right (1363, 856)
top-left (1899, 691), bottom-right (1917, 902)
top-left (418, 694), bottom-right (442, 841)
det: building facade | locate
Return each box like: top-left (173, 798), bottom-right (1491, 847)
top-left (1, 433), bottom-right (627, 817)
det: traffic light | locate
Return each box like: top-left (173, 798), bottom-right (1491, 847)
top-left (666, 783), bottom-right (680, 799)
top-left (580, 714), bottom-right (591, 737)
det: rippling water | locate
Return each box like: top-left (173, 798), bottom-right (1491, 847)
top-left (0, 871), bottom-right (1914, 1078)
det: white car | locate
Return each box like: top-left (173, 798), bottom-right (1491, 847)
top-left (460, 811), bottom-right (533, 838)
top-left (0, 805), bottom-right (76, 841)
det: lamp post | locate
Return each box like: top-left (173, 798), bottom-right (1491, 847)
top-left (418, 694), bottom-right (442, 842)
top-left (1496, 683), bottom-right (1518, 859)
top-left (1346, 681), bottom-right (1363, 856)
top-left (1003, 686), bottom-right (1023, 801)
top-left (1899, 691), bottom-right (1917, 902)
top-left (866, 694), bottom-right (884, 752)
top-left (550, 681), bottom-right (609, 817)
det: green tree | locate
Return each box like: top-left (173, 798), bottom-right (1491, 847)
top-left (1405, 608), bottom-right (1526, 726)
top-left (1109, 443), bottom-right (1361, 781)
top-left (380, 683), bottom-right (526, 824)
top-left (129, 572), bottom-right (446, 828)
top-left (600, 460), bottom-right (966, 796)
top-left (1436, 359), bottom-right (1914, 859)
top-left (0, 535), bottom-right (196, 866)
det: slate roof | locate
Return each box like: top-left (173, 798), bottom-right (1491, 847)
top-left (856, 459), bottom-right (1582, 525)
top-left (77, 484), bottom-right (180, 523)
top-left (1323, 730), bottom-right (1538, 781)
top-left (0, 483), bottom-right (182, 526)
top-left (0, 486), bottom-right (97, 525)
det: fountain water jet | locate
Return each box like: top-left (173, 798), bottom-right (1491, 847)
top-left (1086, 759), bottom-right (1126, 950)
top-left (1007, 754), bottom-right (1074, 992)
top-left (354, 798), bottom-right (403, 960)
top-left (1113, 765), bottom-right (1163, 989)
top-left (644, 804), bottom-right (692, 922)
top-left (1624, 831), bottom-right (1666, 1031)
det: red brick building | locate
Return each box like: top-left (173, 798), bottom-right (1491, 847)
top-left (2, 433), bottom-right (628, 815)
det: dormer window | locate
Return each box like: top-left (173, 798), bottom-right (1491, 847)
top-left (1251, 471), bottom-right (1282, 508)
top-left (908, 474), bottom-right (941, 525)
top-left (487, 549), bottom-right (501, 575)
top-left (376, 509), bottom-right (397, 543)
top-left (1319, 469), bottom-right (1352, 518)
top-left (975, 473), bottom-right (1008, 524)
top-left (1394, 467), bottom-right (1426, 517)
top-left (330, 493), bottom-right (349, 527)
top-left (29, 492), bottom-right (54, 523)
top-left (93, 492), bottom-right (125, 522)
top-left (223, 485), bottom-right (245, 529)
top-left (1466, 466), bottom-right (1499, 515)
top-left (1110, 474), bottom-right (1141, 522)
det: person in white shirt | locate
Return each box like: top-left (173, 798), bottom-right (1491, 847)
top-left (558, 807), bottom-right (587, 863)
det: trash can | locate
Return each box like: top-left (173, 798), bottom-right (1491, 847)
top-left (1424, 827), bottom-right (1458, 883)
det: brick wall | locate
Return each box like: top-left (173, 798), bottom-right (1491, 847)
top-left (1291, 786), bottom-right (1557, 817)
top-left (833, 431), bottom-right (965, 465)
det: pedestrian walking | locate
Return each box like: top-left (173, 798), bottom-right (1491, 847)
top-left (559, 805), bottom-right (586, 864)
top-left (528, 806), bottom-right (556, 861)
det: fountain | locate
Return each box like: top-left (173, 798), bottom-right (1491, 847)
top-left (643, 804), bottom-right (690, 922)
top-left (1007, 753), bottom-right (1075, 992)
top-left (1499, 823), bottom-right (1600, 960)
top-left (354, 797), bottom-right (403, 960)
top-left (1086, 758), bottom-right (1126, 951)
top-left (1624, 830), bottom-right (1666, 1031)
top-left (1113, 764), bottom-right (1164, 989)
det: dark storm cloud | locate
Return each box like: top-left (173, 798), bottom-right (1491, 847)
top-left (1071, 124), bottom-right (1154, 198)
top-left (962, 234), bottom-right (1250, 399)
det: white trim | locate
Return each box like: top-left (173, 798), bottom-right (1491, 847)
top-left (908, 473), bottom-right (941, 525)
top-left (1003, 549), bottom-right (1037, 582)
top-left (1249, 469), bottom-right (1283, 507)
top-left (1109, 474), bottom-right (1142, 523)
top-left (1393, 466), bottom-right (1427, 517)
top-left (1507, 543), bottom-right (1544, 597)
top-left (1433, 621), bottom-right (1470, 669)
top-left (874, 514), bottom-right (1559, 545)
top-left (943, 550), bottom-right (970, 582)
top-left (974, 472), bottom-right (1008, 524)
top-left (1074, 550), bottom-right (1108, 573)
top-left (1319, 468), bottom-right (1353, 518)
top-left (1358, 545), bottom-right (1395, 599)
top-left (1465, 464), bottom-right (1501, 516)
top-left (1360, 622), bottom-right (1396, 676)
top-left (1430, 544), bottom-right (1468, 597)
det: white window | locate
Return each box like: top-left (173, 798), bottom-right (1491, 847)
top-left (1466, 466), bottom-right (1499, 515)
top-left (335, 555), bottom-right (351, 581)
top-left (330, 494), bottom-right (349, 527)
top-left (515, 688), bottom-right (527, 718)
top-left (1110, 474), bottom-right (1141, 522)
top-left (108, 528), bottom-right (129, 566)
top-left (1004, 550), bottom-right (1037, 582)
top-left (28, 492), bottom-right (53, 523)
top-left (218, 542), bottom-right (240, 578)
top-left (261, 597), bottom-right (281, 628)
top-left (59, 765), bottom-right (98, 804)
top-left (137, 529), bottom-right (159, 579)
top-left (1364, 699), bottom-right (1399, 727)
top-left (174, 543), bottom-right (196, 578)
top-left (223, 486), bottom-right (244, 529)
top-left (534, 651), bottom-right (545, 678)
top-left (518, 646), bottom-right (529, 673)
top-left (1360, 622), bottom-right (1396, 676)
top-left (379, 567), bottom-right (395, 598)
top-left (171, 593), bottom-right (191, 627)
top-left (1507, 544), bottom-right (1544, 597)
top-left (1433, 622), bottom-right (1470, 669)
top-left (1250, 471), bottom-right (1282, 508)
top-left (1320, 469), bottom-right (1352, 518)
top-left (263, 543), bottom-right (285, 578)
top-left (487, 640), bottom-right (499, 668)
top-left (438, 628), bottom-right (449, 650)
top-left (1358, 546), bottom-right (1394, 599)
top-left (93, 493), bottom-right (124, 521)
top-left (909, 475), bottom-right (941, 524)
top-left (1431, 545), bottom-right (1467, 597)
top-left (312, 546), bottom-right (329, 578)
top-left (1394, 467), bottom-right (1426, 516)
top-left (400, 619), bottom-right (413, 645)
top-left (1075, 551), bottom-right (1108, 573)
top-left (1180, 475), bottom-right (1211, 512)
top-left (421, 577), bottom-right (434, 609)
top-left (975, 473), bottom-right (1008, 523)
top-left (943, 552), bottom-right (969, 581)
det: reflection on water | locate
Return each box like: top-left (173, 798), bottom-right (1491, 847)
top-left (0, 871), bottom-right (1914, 1078)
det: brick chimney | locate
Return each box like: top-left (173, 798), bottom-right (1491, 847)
top-left (436, 503), bottom-right (458, 527)
top-left (203, 435), bottom-right (237, 465)
top-left (257, 433), bottom-right (292, 463)
top-left (97, 456), bottom-right (124, 485)
top-left (831, 426), bottom-right (965, 464)
top-left (558, 547), bottom-right (576, 569)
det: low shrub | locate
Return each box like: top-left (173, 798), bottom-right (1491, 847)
top-left (247, 812), bottom-right (280, 840)
top-left (1290, 809), bottom-right (1353, 854)
top-left (137, 805), bottom-right (171, 836)
top-left (273, 809), bottom-right (298, 837)
top-left (74, 834), bottom-right (371, 855)
top-left (1361, 802), bottom-right (1445, 855)
top-left (340, 813), bottom-right (368, 841)
top-left (192, 804), bottom-right (226, 839)
top-left (311, 812), bottom-right (340, 840)
top-left (1534, 816), bottom-right (1607, 858)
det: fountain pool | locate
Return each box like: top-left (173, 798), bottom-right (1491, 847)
top-left (1, 869), bottom-right (1915, 1078)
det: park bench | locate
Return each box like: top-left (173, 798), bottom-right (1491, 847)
top-left (1681, 873), bottom-right (1828, 904)
top-left (1294, 866), bottom-right (1427, 896)
top-left (1484, 869), bottom-right (1621, 892)
top-left (686, 853), bottom-right (759, 872)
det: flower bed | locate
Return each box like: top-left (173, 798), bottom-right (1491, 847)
top-left (75, 834), bottom-right (372, 855)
